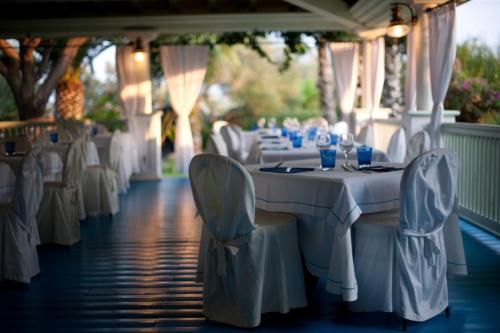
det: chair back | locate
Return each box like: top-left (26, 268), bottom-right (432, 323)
top-left (108, 131), bottom-right (122, 171)
top-left (206, 134), bottom-right (228, 156)
top-left (356, 125), bottom-right (374, 146)
top-left (400, 149), bottom-right (458, 234)
top-left (212, 120), bottom-right (229, 135)
top-left (303, 117), bottom-right (329, 130)
top-left (62, 137), bottom-right (86, 188)
top-left (220, 125), bottom-right (242, 161)
top-left (387, 128), bottom-right (406, 163)
top-left (11, 147), bottom-right (45, 226)
top-left (405, 131), bottom-right (430, 163)
top-left (189, 154), bottom-right (255, 244)
top-left (331, 121), bottom-right (349, 135)
top-left (58, 129), bottom-right (74, 144)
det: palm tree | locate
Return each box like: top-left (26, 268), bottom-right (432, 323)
top-left (56, 39), bottom-right (112, 120)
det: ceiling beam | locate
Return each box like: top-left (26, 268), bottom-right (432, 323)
top-left (0, 13), bottom-right (347, 37)
top-left (282, 0), bottom-right (363, 30)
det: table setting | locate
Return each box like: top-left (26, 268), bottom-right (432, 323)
top-left (246, 142), bottom-right (467, 302)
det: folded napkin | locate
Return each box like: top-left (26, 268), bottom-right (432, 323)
top-left (261, 147), bottom-right (288, 151)
top-left (258, 140), bottom-right (281, 144)
top-left (259, 167), bottom-right (315, 174)
top-left (359, 165), bottom-right (405, 172)
top-left (261, 135), bottom-right (280, 139)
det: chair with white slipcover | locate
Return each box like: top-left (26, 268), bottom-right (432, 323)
top-left (58, 129), bottom-right (74, 144)
top-left (205, 134), bottom-right (228, 156)
top-left (212, 120), bottom-right (229, 135)
top-left (351, 149), bottom-right (458, 326)
top-left (0, 147), bottom-right (45, 283)
top-left (190, 154), bottom-right (307, 328)
top-left (220, 125), bottom-right (248, 163)
top-left (356, 125), bottom-right (374, 146)
top-left (37, 137), bottom-right (86, 245)
top-left (330, 121), bottom-right (349, 135)
top-left (405, 131), bottom-right (430, 163)
top-left (302, 117), bottom-right (329, 130)
top-left (81, 136), bottom-right (119, 217)
top-left (387, 128), bottom-right (407, 163)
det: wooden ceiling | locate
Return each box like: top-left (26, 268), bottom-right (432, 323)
top-left (0, 0), bottom-right (457, 38)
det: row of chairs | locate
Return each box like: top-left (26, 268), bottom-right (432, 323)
top-left (0, 127), bottom-right (121, 283)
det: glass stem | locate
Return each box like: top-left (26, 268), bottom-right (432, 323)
top-left (344, 152), bottom-right (349, 166)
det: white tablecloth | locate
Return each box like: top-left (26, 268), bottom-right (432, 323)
top-left (247, 158), bottom-right (467, 302)
top-left (246, 137), bottom-right (389, 164)
top-left (85, 140), bottom-right (100, 166)
top-left (0, 151), bottom-right (63, 183)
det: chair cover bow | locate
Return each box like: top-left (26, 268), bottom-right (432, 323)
top-left (209, 232), bottom-right (252, 277)
top-left (399, 227), bottom-right (443, 266)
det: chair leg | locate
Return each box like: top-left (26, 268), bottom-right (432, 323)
top-left (402, 318), bottom-right (407, 331)
top-left (445, 306), bottom-right (450, 317)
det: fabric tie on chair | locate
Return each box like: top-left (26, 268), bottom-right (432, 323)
top-left (399, 227), bottom-right (443, 267)
top-left (209, 232), bottom-right (252, 277)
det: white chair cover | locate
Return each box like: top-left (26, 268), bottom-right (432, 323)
top-left (190, 154), bottom-right (307, 328)
top-left (387, 128), bottom-right (407, 163)
top-left (220, 125), bottom-right (246, 163)
top-left (356, 125), bottom-right (374, 146)
top-left (58, 129), bottom-right (74, 144)
top-left (37, 138), bottom-right (86, 245)
top-left (0, 147), bottom-right (44, 283)
top-left (0, 163), bottom-right (15, 202)
top-left (81, 137), bottom-right (119, 217)
top-left (212, 120), bottom-right (229, 135)
top-left (331, 121), bottom-right (349, 135)
top-left (303, 117), bottom-right (329, 130)
top-left (205, 134), bottom-right (228, 156)
top-left (406, 131), bottom-right (430, 163)
top-left (352, 149), bottom-right (458, 322)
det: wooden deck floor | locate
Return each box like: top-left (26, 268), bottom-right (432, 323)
top-left (1, 179), bottom-right (499, 332)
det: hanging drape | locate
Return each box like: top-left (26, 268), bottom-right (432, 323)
top-left (330, 43), bottom-right (359, 127)
top-left (404, 24), bottom-right (418, 114)
top-left (361, 38), bottom-right (385, 146)
top-left (160, 45), bottom-right (209, 174)
top-left (427, 3), bottom-right (456, 149)
top-left (116, 43), bottom-right (153, 173)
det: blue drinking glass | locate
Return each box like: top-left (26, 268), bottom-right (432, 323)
top-left (307, 127), bottom-right (318, 141)
top-left (289, 130), bottom-right (298, 141)
top-left (320, 149), bottom-right (336, 170)
top-left (50, 132), bottom-right (59, 144)
top-left (357, 146), bottom-right (372, 167)
top-left (92, 126), bottom-right (98, 137)
top-left (4, 141), bottom-right (16, 155)
top-left (330, 133), bottom-right (338, 145)
top-left (281, 127), bottom-right (288, 137)
top-left (292, 135), bottom-right (302, 148)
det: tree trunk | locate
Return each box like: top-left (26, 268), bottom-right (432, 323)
top-left (0, 37), bottom-right (88, 120)
top-left (317, 39), bottom-right (337, 124)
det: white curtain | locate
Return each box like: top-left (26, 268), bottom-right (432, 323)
top-left (427, 3), bottom-right (456, 149)
top-left (160, 45), bottom-right (209, 174)
top-left (330, 43), bottom-right (359, 127)
top-left (116, 43), bottom-right (153, 173)
top-left (404, 24), bottom-right (418, 114)
top-left (361, 38), bottom-right (385, 146)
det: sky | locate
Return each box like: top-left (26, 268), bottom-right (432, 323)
top-left (92, 0), bottom-right (500, 82)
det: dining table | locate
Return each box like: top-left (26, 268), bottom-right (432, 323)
top-left (246, 158), bottom-right (468, 302)
top-left (0, 150), bottom-right (64, 183)
top-left (245, 135), bottom-right (390, 165)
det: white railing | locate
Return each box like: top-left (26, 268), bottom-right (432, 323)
top-left (442, 123), bottom-right (500, 236)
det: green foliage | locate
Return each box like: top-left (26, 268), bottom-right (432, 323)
top-left (0, 76), bottom-right (18, 120)
top-left (445, 39), bottom-right (500, 125)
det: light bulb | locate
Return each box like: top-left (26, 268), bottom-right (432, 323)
top-left (134, 51), bottom-right (145, 62)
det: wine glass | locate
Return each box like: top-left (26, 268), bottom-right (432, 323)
top-left (339, 133), bottom-right (354, 167)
